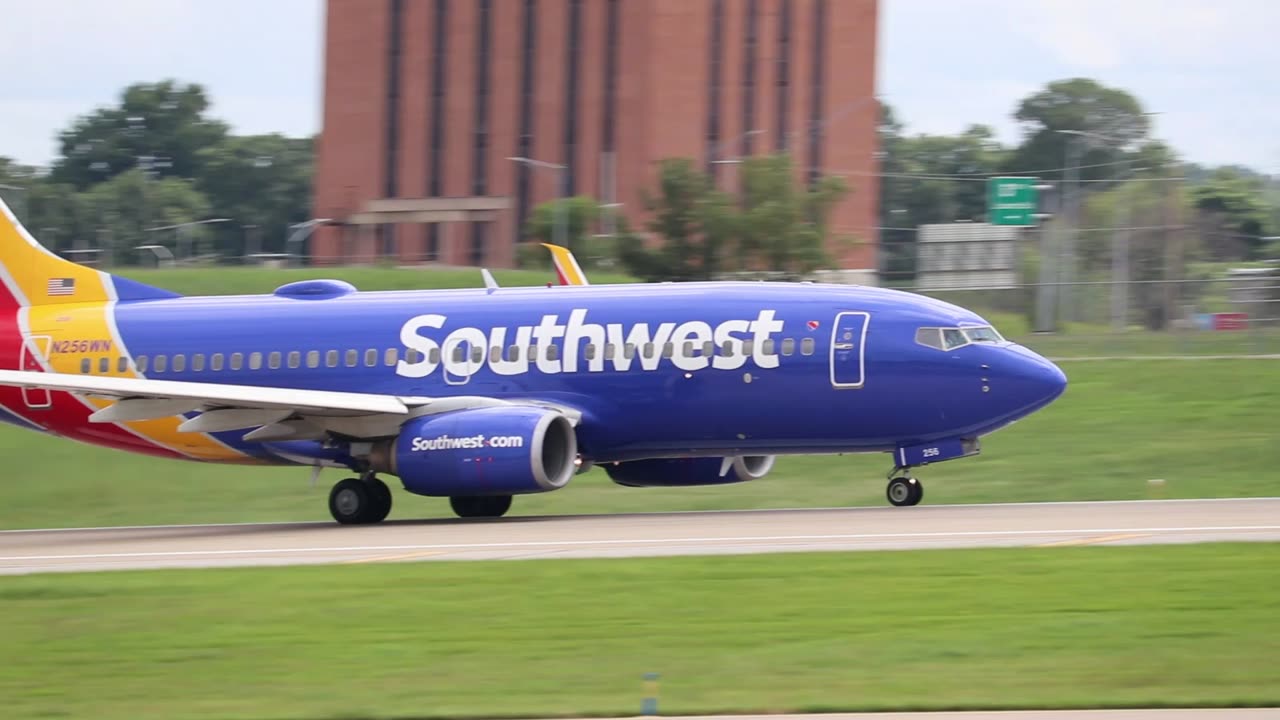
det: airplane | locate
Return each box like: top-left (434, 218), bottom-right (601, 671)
top-left (0, 198), bottom-right (1066, 524)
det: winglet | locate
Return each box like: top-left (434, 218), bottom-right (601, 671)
top-left (540, 243), bottom-right (590, 286)
top-left (480, 268), bottom-right (499, 294)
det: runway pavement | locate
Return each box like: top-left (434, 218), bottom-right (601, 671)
top-left (0, 497), bottom-right (1277, 575)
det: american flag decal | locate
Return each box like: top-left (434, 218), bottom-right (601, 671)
top-left (46, 278), bottom-right (76, 296)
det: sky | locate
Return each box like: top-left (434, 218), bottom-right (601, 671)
top-left (1, 0), bottom-right (1277, 173)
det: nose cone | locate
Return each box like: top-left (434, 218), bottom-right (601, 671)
top-left (1009, 345), bottom-right (1068, 411)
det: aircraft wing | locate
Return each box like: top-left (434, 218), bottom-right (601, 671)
top-left (0, 369), bottom-right (580, 442)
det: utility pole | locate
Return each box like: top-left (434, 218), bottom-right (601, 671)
top-left (508, 156), bottom-right (567, 249)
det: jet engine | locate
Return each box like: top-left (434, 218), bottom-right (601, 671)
top-left (605, 455), bottom-right (776, 487)
top-left (370, 407), bottom-right (577, 497)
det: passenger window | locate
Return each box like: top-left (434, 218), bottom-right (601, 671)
top-left (720, 341), bottom-right (733, 356)
top-left (249, 352), bottom-right (263, 370)
top-left (365, 349), bottom-right (378, 367)
top-left (428, 347), bottom-right (441, 364)
top-left (117, 356), bottom-right (129, 373)
top-left (80, 358), bottom-right (91, 374)
top-left (642, 342), bottom-right (654, 359)
top-left (230, 353), bottom-right (243, 371)
top-left (505, 345), bottom-right (519, 362)
top-left (154, 355), bottom-right (168, 373)
top-left (326, 350), bottom-right (339, 368)
top-left (742, 340), bottom-right (755, 356)
top-left (192, 354), bottom-right (205, 372)
top-left (763, 339), bottom-right (775, 355)
top-left (405, 349), bottom-right (422, 364)
top-left (470, 346), bottom-right (484, 364)
top-left (546, 344), bottom-right (560, 361)
top-left (307, 351), bottom-right (320, 369)
top-left (584, 344), bottom-right (597, 361)
top-left (451, 345), bottom-right (465, 363)
top-left (384, 348), bottom-right (398, 367)
top-left (702, 340), bottom-right (715, 357)
top-left (268, 352), bottom-right (282, 370)
top-left (288, 351), bottom-right (301, 369)
top-left (212, 354), bottom-right (225, 372)
top-left (604, 343), bottom-right (616, 360)
top-left (345, 350), bottom-right (358, 367)
top-left (98, 357), bottom-right (110, 374)
top-left (172, 355), bottom-right (186, 373)
top-left (623, 343), bottom-right (636, 359)
top-left (801, 338), bottom-right (815, 356)
top-left (782, 338), bottom-right (796, 356)
top-left (662, 342), bottom-right (674, 359)
top-left (137, 355), bottom-right (149, 373)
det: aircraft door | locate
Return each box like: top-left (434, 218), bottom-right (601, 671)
top-left (20, 335), bottom-right (52, 409)
top-left (829, 312), bottom-right (869, 389)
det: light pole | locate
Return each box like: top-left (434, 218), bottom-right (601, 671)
top-left (1058, 128), bottom-right (1132, 331)
top-left (508, 156), bottom-right (567, 249)
top-left (145, 218), bottom-right (232, 263)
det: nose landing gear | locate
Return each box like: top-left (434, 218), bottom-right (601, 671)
top-left (885, 470), bottom-right (923, 507)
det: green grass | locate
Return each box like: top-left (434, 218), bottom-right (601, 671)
top-left (115, 265), bottom-right (637, 296)
top-left (1, 545), bottom-right (1276, 719)
top-left (1, 359), bottom-right (1276, 530)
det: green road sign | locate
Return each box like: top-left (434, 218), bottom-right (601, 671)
top-left (987, 176), bottom-right (1039, 226)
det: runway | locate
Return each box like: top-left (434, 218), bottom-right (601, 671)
top-left (1, 497), bottom-right (1276, 575)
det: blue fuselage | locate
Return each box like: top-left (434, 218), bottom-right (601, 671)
top-left (103, 280), bottom-right (1066, 466)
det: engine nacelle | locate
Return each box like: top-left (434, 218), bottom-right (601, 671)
top-left (605, 455), bottom-right (776, 488)
top-left (371, 407), bottom-right (577, 497)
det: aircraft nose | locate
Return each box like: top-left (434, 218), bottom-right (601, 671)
top-left (1008, 345), bottom-right (1068, 408)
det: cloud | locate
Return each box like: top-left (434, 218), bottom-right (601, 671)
top-left (1011, 0), bottom-right (1276, 71)
top-left (0, 0), bottom-right (322, 165)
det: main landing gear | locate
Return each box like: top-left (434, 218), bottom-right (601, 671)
top-left (328, 475), bottom-right (393, 525)
top-left (885, 470), bottom-right (924, 507)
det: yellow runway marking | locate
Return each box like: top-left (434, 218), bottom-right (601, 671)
top-left (341, 550), bottom-right (446, 565)
top-left (1037, 532), bottom-right (1153, 548)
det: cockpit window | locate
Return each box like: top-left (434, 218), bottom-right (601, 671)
top-left (941, 328), bottom-right (969, 350)
top-left (962, 326), bottom-right (1004, 344)
top-left (917, 325), bottom-right (1005, 351)
top-left (914, 328), bottom-right (944, 350)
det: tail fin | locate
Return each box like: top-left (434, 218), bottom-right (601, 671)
top-left (541, 243), bottom-right (591, 286)
top-left (0, 196), bottom-right (179, 309)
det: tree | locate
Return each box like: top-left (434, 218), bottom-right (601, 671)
top-left (196, 134), bottom-right (314, 256)
top-left (736, 153), bottom-right (850, 277)
top-left (81, 170), bottom-right (213, 261)
top-left (1010, 78), bottom-right (1151, 183)
top-left (618, 158), bottom-right (736, 282)
top-left (520, 196), bottom-right (603, 262)
top-left (50, 80), bottom-right (228, 190)
top-left (1190, 168), bottom-right (1273, 260)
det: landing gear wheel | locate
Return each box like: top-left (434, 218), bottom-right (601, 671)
top-left (886, 476), bottom-right (923, 507)
top-left (450, 495), bottom-right (513, 519)
top-left (363, 477), bottom-right (393, 524)
top-left (329, 478), bottom-right (391, 525)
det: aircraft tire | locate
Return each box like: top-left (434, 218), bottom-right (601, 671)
top-left (450, 495), bottom-right (513, 519)
top-left (886, 476), bottom-right (923, 507)
top-left (363, 477), bottom-right (393, 524)
top-left (329, 478), bottom-right (381, 525)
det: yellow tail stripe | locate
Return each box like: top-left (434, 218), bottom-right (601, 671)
top-left (540, 243), bottom-right (589, 286)
top-left (28, 300), bottom-right (257, 463)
